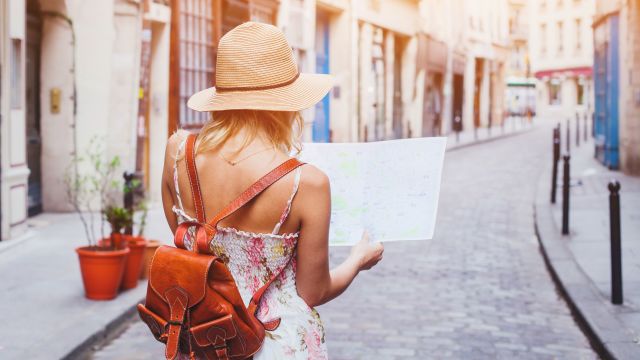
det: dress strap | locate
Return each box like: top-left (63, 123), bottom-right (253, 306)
top-left (172, 137), bottom-right (188, 212)
top-left (184, 134), bottom-right (207, 223)
top-left (272, 166), bottom-right (303, 235)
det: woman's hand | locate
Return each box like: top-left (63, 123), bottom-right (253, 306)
top-left (349, 231), bottom-right (384, 271)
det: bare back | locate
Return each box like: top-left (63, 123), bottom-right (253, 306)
top-left (163, 130), bottom-right (303, 236)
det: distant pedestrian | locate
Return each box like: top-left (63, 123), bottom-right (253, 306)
top-left (160, 22), bottom-right (383, 359)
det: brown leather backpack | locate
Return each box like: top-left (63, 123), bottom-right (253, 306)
top-left (137, 134), bottom-right (304, 360)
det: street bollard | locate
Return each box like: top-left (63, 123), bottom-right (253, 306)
top-left (566, 118), bottom-right (571, 154)
top-left (561, 154), bottom-right (570, 235)
top-left (551, 127), bottom-right (560, 203)
top-left (608, 180), bottom-right (623, 305)
top-left (123, 171), bottom-right (136, 235)
top-left (575, 112), bottom-right (580, 147)
top-left (583, 113), bottom-right (588, 142)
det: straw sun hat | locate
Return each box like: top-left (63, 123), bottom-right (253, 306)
top-left (187, 22), bottom-right (334, 112)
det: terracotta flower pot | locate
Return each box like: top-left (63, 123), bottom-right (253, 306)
top-left (139, 239), bottom-right (162, 279)
top-left (76, 246), bottom-right (130, 300)
top-left (97, 233), bottom-right (127, 250)
top-left (121, 235), bottom-right (147, 290)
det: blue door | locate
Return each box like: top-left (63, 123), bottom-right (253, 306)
top-left (313, 13), bottom-right (330, 142)
top-left (593, 15), bottom-right (619, 169)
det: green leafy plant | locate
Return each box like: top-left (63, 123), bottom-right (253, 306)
top-left (64, 136), bottom-right (123, 248)
top-left (103, 205), bottom-right (133, 235)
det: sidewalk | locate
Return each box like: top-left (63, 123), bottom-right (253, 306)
top-left (0, 121), bottom-right (536, 360)
top-left (534, 137), bottom-right (640, 358)
top-left (446, 115), bottom-right (534, 151)
top-left (0, 209), bottom-right (172, 360)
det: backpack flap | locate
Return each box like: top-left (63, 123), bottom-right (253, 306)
top-left (149, 245), bottom-right (216, 307)
top-left (190, 314), bottom-right (237, 347)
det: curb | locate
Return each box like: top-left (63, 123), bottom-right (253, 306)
top-left (61, 299), bottom-right (143, 360)
top-left (533, 171), bottom-right (639, 360)
top-left (447, 126), bottom-right (535, 152)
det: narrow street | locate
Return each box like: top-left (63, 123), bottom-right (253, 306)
top-left (91, 121), bottom-right (597, 359)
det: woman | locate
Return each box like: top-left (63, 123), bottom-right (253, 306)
top-left (161, 22), bottom-right (383, 359)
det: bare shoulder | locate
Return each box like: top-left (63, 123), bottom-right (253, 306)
top-left (167, 129), bottom-right (190, 149)
top-left (298, 164), bottom-right (330, 194)
top-left (165, 129), bottom-right (190, 160)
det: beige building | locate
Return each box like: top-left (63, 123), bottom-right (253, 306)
top-left (418, 0), bottom-right (510, 135)
top-left (0, 0), bottom-right (518, 240)
top-left (505, 0), bottom-right (536, 117)
top-left (0, 0), bottom-right (172, 240)
top-left (529, 0), bottom-right (595, 120)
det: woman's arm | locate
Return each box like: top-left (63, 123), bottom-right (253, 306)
top-left (161, 131), bottom-right (188, 235)
top-left (295, 166), bottom-right (383, 307)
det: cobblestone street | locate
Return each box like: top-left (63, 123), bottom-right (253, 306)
top-left (91, 122), bottom-right (597, 359)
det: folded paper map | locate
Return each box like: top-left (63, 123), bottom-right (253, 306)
top-left (299, 137), bottom-right (447, 246)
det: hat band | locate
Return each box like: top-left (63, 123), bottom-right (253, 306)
top-left (215, 72), bottom-right (300, 92)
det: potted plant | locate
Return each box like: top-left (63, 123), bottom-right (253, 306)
top-left (66, 137), bottom-right (130, 300)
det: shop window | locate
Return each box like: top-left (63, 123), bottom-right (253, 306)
top-left (549, 80), bottom-right (561, 105)
top-left (576, 78), bottom-right (585, 105)
top-left (11, 39), bottom-right (23, 109)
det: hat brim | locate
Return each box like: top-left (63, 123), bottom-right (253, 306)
top-left (187, 73), bottom-right (334, 112)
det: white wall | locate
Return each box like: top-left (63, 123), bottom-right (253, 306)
top-left (0, 0), bottom-right (30, 239)
top-left (147, 9), bottom-right (171, 205)
top-left (37, 0), bottom-right (143, 212)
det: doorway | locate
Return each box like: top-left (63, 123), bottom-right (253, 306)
top-left (473, 58), bottom-right (484, 128)
top-left (312, 10), bottom-right (330, 143)
top-left (452, 73), bottom-right (464, 132)
top-left (26, 1), bottom-right (42, 216)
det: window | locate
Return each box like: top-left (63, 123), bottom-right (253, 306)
top-left (575, 18), bottom-right (582, 51)
top-left (576, 78), bottom-right (585, 105)
top-left (540, 23), bottom-right (547, 56)
top-left (549, 79), bottom-right (561, 105)
top-left (168, 0), bottom-right (278, 131)
top-left (10, 39), bottom-right (22, 109)
top-left (557, 21), bottom-right (563, 54)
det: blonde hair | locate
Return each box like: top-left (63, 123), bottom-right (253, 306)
top-left (195, 110), bottom-right (304, 156)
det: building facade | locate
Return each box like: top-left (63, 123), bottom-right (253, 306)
top-left (0, 0), bottom-right (172, 240)
top-left (418, 0), bottom-right (510, 136)
top-left (592, 0), bottom-right (640, 174)
top-left (505, 0), bottom-right (535, 118)
top-left (529, 0), bottom-right (595, 121)
top-left (0, 0), bottom-right (519, 240)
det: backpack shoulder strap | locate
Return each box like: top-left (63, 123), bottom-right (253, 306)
top-left (184, 133), bottom-right (206, 223)
top-left (194, 158), bottom-right (305, 254)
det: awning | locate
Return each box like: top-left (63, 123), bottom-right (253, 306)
top-left (534, 66), bottom-right (593, 79)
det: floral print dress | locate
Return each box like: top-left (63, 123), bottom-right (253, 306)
top-left (172, 139), bottom-right (327, 359)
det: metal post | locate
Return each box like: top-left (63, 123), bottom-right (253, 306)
top-left (551, 127), bottom-right (560, 203)
top-left (566, 118), bottom-right (571, 154)
top-left (123, 171), bottom-right (135, 235)
top-left (561, 154), bottom-right (570, 235)
top-left (608, 180), bottom-right (623, 305)
top-left (575, 112), bottom-right (580, 147)
top-left (454, 114), bottom-right (461, 142)
top-left (583, 113), bottom-right (588, 142)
